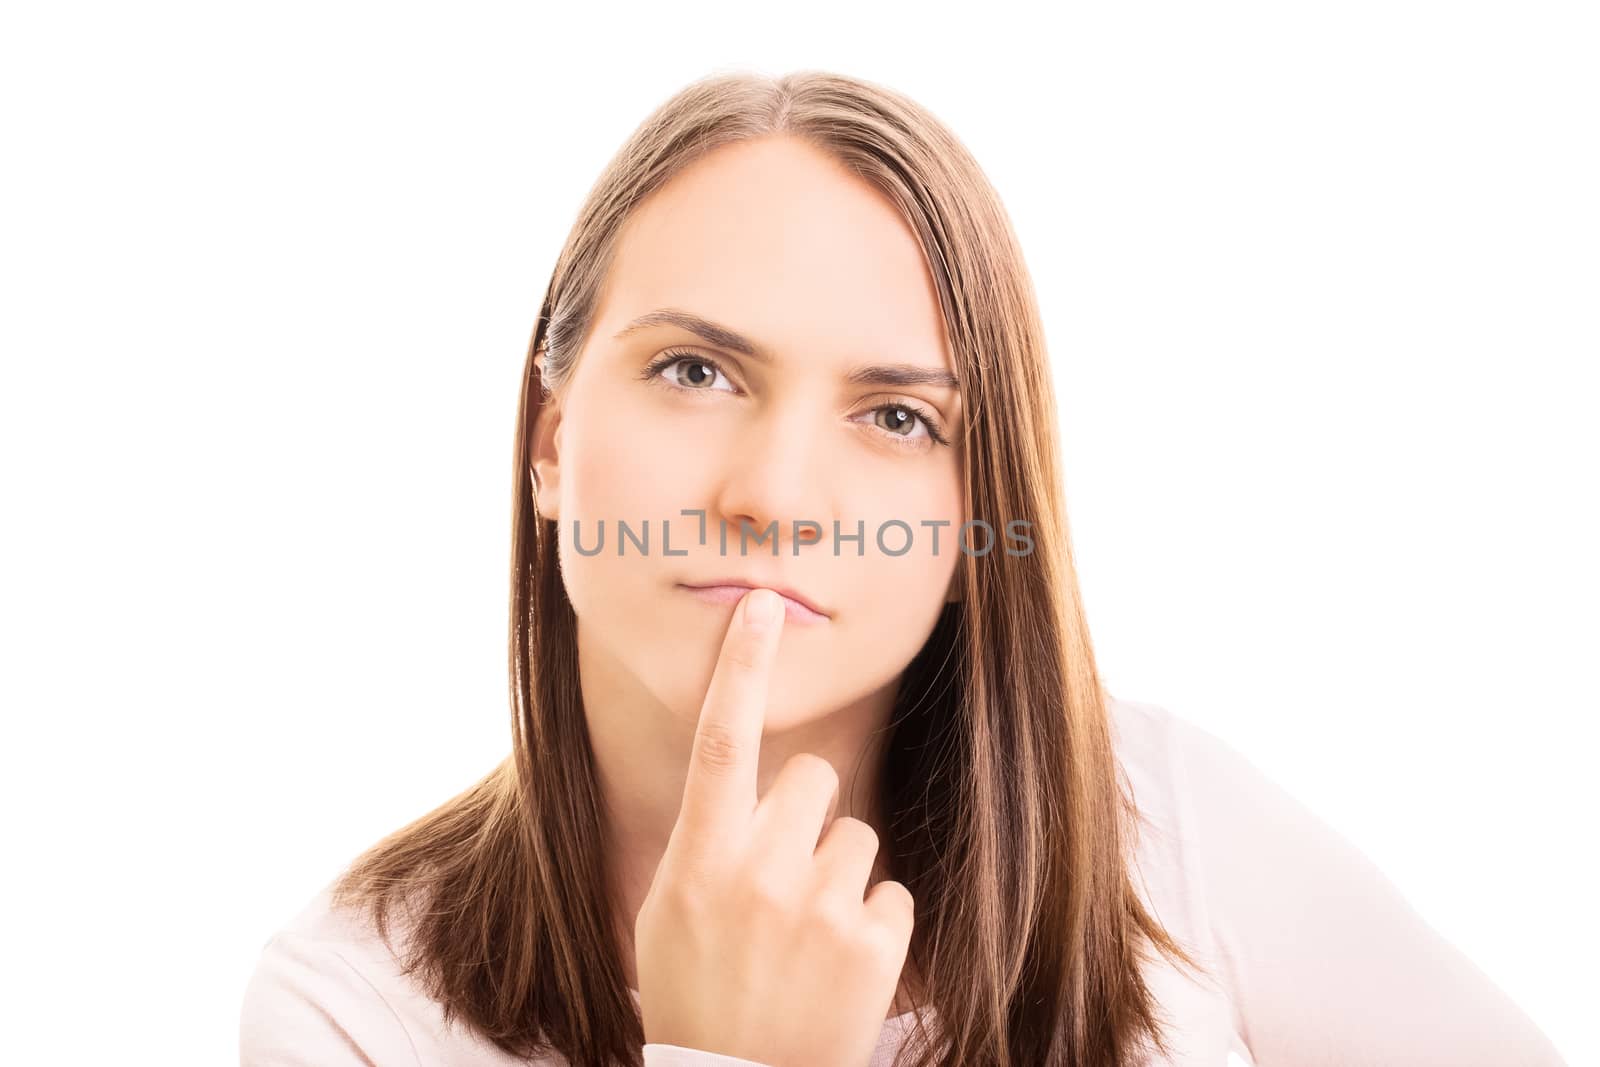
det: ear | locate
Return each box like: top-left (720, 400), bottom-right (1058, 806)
top-left (528, 362), bottom-right (563, 522)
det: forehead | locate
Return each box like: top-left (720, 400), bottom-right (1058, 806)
top-left (595, 137), bottom-right (953, 373)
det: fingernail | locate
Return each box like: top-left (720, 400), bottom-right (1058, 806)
top-left (743, 588), bottom-right (782, 630)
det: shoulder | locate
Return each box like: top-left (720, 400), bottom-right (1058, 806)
top-left (1104, 693), bottom-right (1569, 1065)
top-left (1101, 692), bottom-right (1391, 982)
top-left (1103, 690), bottom-right (1378, 946)
top-left (240, 878), bottom-right (422, 1065)
top-left (1105, 690), bottom-right (1247, 810)
top-left (1106, 690), bottom-right (1402, 913)
top-left (241, 878), bottom-right (534, 1066)
top-left (1103, 694), bottom-right (1224, 961)
top-left (1105, 690), bottom-right (1301, 861)
top-left (1104, 691), bottom-right (1185, 809)
top-left (1103, 693), bottom-right (1215, 892)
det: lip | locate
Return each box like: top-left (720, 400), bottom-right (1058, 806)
top-left (676, 580), bottom-right (831, 624)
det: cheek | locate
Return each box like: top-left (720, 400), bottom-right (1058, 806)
top-left (553, 405), bottom-right (697, 629)
top-left (815, 473), bottom-right (963, 706)
top-left (554, 400), bottom-right (750, 704)
top-left (841, 456), bottom-right (965, 578)
top-left (560, 393), bottom-right (714, 558)
top-left (564, 407), bottom-right (682, 520)
top-left (841, 534), bottom-right (957, 662)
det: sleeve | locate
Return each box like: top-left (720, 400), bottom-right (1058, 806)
top-left (240, 931), bottom-right (422, 1067)
top-left (1170, 714), bottom-right (1567, 1067)
top-left (643, 1045), bottom-right (775, 1066)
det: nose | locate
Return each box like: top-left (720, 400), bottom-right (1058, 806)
top-left (712, 402), bottom-right (835, 556)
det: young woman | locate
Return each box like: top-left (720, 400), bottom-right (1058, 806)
top-left (240, 70), bottom-right (1566, 1067)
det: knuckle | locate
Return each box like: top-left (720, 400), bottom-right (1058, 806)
top-left (876, 878), bottom-right (916, 914)
top-left (870, 881), bottom-right (917, 938)
top-left (829, 816), bottom-right (879, 853)
top-left (787, 752), bottom-right (839, 794)
top-left (739, 867), bottom-right (796, 914)
top-left (650, 871), bottom-right (709, 915)
top-left (693, 723), bottom-right (743, 774)
top-left (861, 919), bottom-right (904, 960)
top-left (810, 895), bottom-right (860, 941)
top-left (852, 912), bottom-right (906, 960)
top-left (650, 851), bottom-right (735, 906)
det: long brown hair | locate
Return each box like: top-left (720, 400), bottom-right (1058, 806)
top-left (331, 68), bottom-right (1211, 1067)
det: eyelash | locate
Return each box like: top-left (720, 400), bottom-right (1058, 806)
top-left (638, 348), bottom-right (952, 448)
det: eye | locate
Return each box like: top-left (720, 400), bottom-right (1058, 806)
top-left (856, 402), bottom-right (951, 449)
top-left (639, 349), bottom-right (951, 449)
top-left (642, 350), bottom-right (737, 393)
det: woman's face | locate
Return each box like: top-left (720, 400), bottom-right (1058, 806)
top-left (533, 135), bottom-right (965, 733)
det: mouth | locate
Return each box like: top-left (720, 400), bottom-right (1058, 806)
top-left (675, 581), bottom-right (831, 624)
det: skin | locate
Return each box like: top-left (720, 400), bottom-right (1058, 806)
top-left (528, 134), bottom-right (965, 1029)
top-left (636, 587), bottom-right (917, 1064)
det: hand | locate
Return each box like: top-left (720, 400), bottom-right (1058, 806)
top-left (634, 587), bottom-right (916, 1067)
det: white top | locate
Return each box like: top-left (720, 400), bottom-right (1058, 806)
top-left (239, 695), bottom-right (1566, 1065)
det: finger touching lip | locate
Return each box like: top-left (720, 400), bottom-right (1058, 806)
top-left (676, 583), bottom-right (830, 624)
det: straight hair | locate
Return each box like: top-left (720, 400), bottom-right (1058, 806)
top-left (332, 68), bottom-right (1211, 1067)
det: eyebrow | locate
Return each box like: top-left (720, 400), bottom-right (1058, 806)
top-left (614, 308), bottom-right (961, 392)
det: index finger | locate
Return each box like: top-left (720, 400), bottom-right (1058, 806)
top-left (673, 586), bottom-right (786, 856)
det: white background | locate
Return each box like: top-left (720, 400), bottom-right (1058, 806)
top-left (2, 2), bottom-right (1594, 1063)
